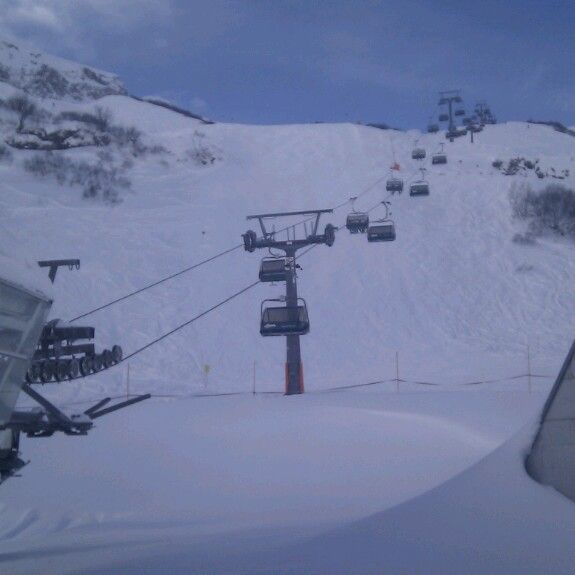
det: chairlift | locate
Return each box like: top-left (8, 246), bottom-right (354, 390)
top-left (412, 148), bottom-right (426, 160)
top-left (439, 113), bottom-right (449, 122)
top-left (346, 197), bottom-right (369, 234)
top-left (260, 298), bottom-right (310, 337)
top-left (410, 169), bottom-right (430, 197)
top-left (346, 212), bottom-right (369, 234)
top-left (454, 108), bottom-right (465, 117)
top-left (431, 143), bottom-right (447, 165)
top-left (427, 123), bottom-right (439, 133)
top-left (446, 128), bottom-right (467, 140)
top-left (259, 257), bottom-right (288, 283)
top-left (386, 177), bottom-right (404, 193)
top-left (367, 221), bottom-right (396, 242)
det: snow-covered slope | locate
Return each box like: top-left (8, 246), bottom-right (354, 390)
top-left (0, 40), bottom-right (125, 100)
top-left (1, 92), bottom-right (575, 399)
top-left (0, 389), bottom-right (551, 575)
top-left (2, 43), bottom-right (575, 575)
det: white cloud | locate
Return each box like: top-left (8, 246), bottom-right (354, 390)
top-left (0, 0), bottom-right (174, 57)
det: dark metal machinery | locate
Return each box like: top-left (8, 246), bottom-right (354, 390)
top-left (0, 270), bottom-right (148, 484)
top-left (27, 259), bottom-right (124, 384)
top-left (38, 259), bottom-right (80, 284)
top-left (243, 209), bottom-right (335, 395)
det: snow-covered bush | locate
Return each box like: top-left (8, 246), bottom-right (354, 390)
top-left (510, 184), bottom-right (575, 240)
top-left (26, 64), bottom-right (69, 99)
top-left (23, 151), bottom-right (131, 203)
top-left (186, 130), bottom-right (219, 166)
top-left (57, 107), bottom-right (111, 132)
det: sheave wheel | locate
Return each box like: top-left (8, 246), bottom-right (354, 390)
top-left (80, 356), bottom-right (93, 376)
top-left (40, 361), bottom-right (54, 383)
top-left (111, 345), bottom-right (123, 364)
top-left (102, 349), bottom-right (114, 368)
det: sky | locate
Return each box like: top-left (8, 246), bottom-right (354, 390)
top-left (0, 0), bottom-right (574, 128)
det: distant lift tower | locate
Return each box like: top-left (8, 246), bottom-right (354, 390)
top-left (438, 90), bottom-right (466, 141)
top-left (243, 209), bottom-right (335, 395)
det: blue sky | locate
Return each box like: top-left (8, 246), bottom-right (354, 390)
top-left (1, 0), bottom-right (574, 128)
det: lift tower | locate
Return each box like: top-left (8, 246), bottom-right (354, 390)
top-left (438, 90), bottom-right (465, 141)
top-left (243, 209), bottom-right (335, 395)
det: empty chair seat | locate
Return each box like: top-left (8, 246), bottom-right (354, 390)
top-left (432, 153), bottom-right (447, 165)
top-left (410, 182), bottom-right (430, 196)
top-left (259, 258), bottom-right (288, 282)
top-left (367, 223), bottom-right (396, 242)
top-left (454, 108), bottom-right (465, 117)
top-left (439, 113), bottom-right (449, 122)
top-left (346, 212), bottom-right (369, 234)
top-left (386, 178), bottom-right (404, 193)
top-left (260, 300), bottom-right (309, 336)
top-left (427, 124), bottom-right (439, 133)
top-left (412, 148), bottom-right (426, 160)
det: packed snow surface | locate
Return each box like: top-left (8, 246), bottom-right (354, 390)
top-left (0, 389), bottom-right (565, 575)
top-left (2, 45), bottom-right (575, 573)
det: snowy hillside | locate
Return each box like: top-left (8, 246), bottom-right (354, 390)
top-left (0, 40), bottom-right (125, 101)
top-left (2, 96), bottom-right (574, 399)
top-left (2, 44), bottom-right (575, 574)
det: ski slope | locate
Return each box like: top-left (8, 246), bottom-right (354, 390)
top-left (2, 46), bottom-right (575, 573)
top-left (2, 96), bottom-right (574, 402)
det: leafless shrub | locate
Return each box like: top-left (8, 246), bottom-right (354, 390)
top-left (23, 151), bottom-right (130, 203)
top-left (510, 183), bottom-right (575, 240)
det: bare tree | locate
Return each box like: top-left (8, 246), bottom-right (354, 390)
top-left (6, 95), bottom-right (38, 132)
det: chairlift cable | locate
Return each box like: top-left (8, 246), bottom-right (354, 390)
top-left (69, 243), bottom-right (244, 322)
top-left (69, 171), bottom-right (392, 322)
top-left (122, 280), bottom-right (261, 362)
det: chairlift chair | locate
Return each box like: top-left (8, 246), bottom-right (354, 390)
top-left (454, 108), bottom-right (465, 117)
top-left (432, 143), bottom-right (447, 165)
top-left (386, 177), bottom-right (404, 193)
top-left (259, 257), bottom-right (288, 283)
top-left (346, 212), bottom-right (369, 234)
top-left (410, 170), bottom-right (430, 197)
top-left (446, 128), bottom-right (467, 140)
top-left (367, 221), bottom-right (396, 242)
top-left (427, 123), bottom-right (439, 133)
top-left (412, 148), bottom-right (426, 160)
top-left (438, 113), bottom-right (449, 122)
top-left (260, 298), bottom-right (310, 337)
top-left (410, 181), bottom-right (430, 196)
